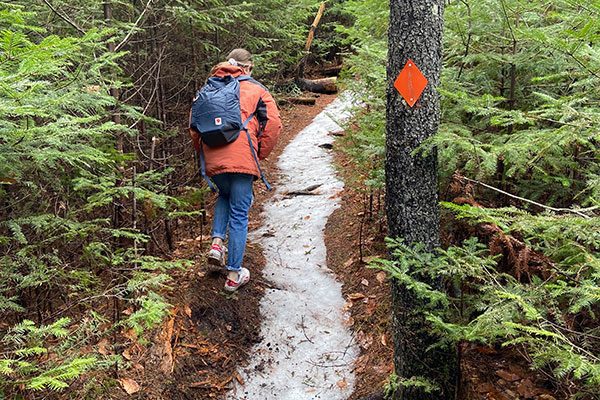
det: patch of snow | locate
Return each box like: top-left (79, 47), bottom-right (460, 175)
top-left (229, 94), bottom-right (359, 400)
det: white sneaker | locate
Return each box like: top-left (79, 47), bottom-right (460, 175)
top-left (224, 268), bottom-right (250, 292)
top-left (207, 243), bottom-right (226, 271)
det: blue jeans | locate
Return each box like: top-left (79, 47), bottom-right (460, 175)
top-left (211, 173), bottom-right (254, 272)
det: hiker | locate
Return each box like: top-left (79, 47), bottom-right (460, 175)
top-left (188, 49), bottom-right (282, 292)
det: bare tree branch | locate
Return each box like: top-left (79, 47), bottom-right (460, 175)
top-left (114, 0), bottom-right (153, 52)
top-left (461, 176), bottom-right (598, 218)
top-left (41, 0), bottom-right (86, 35)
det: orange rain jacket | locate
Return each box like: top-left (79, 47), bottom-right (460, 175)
top-left (189, 64), bottom-right (282, 178)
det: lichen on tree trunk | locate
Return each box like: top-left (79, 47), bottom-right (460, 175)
top-left (386, 1), bottom-right (458, 398)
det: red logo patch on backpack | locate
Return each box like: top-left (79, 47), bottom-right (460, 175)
top-left (214, 117), bottom-right (222, 126)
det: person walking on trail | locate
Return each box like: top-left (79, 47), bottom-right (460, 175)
top-left (188, 49), bottom-right (282, 293)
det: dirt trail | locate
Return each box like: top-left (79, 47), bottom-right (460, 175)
top-left (228, 95), bottom-right (358, 399)
top-left (125, 96), bottom-right (338, 400)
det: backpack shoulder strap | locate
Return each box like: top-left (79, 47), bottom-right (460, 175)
top-left (237, 75), bottom-right (268, 133)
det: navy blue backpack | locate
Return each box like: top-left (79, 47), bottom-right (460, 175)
top-left (190, 75), bottom-right (271, 191)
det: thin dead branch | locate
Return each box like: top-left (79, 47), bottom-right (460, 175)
top-left (461, 176), bottom-right (597, 218)
top-left (41, 0), bottom-right (86, 35)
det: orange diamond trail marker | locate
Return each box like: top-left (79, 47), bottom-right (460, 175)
top-left (394, 59), bottom-right (428, 108)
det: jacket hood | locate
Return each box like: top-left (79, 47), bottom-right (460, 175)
top-left (211, 63), bottom-right (245, 78)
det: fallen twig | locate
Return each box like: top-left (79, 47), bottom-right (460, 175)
top-left (284, 183), bottom-right (323, 197)
top-left (300, 315), bottom-right (314, 344)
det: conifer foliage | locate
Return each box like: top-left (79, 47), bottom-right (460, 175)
top-left (0, 0), bottom-right (325, 397)
top-left (340, 0), bottom-right (599, 397)
top-left (0, 3), bottom-right (181, 395)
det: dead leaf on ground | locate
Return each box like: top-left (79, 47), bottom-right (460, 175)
top-left (376, 271), bottom-right (387, 284)
top-left (516, 378), bottom-right (538, 398)
top-left (342, 301), bottom-right (353, 312)
top-left (362, 256), bottom-right (380, 264)
top-left (348, 292), bottom-right (366, 300)
top-left (342, 257), bottom-right (355, 268)
top-left (184, 304), bottom-right (192, 318)
top-left (357, 331), bottom-right (374, 350)
top-left (354, 354), bottom-right (370, 374)
top-left (360, 279), bottom-right (369, 287)
top-left (122, 328), bottom-right (137, 341)
top-left (336, 378), bottom-right (348, 390)
top-left (97, 338), bottom-right (110, 355)
top-left (118, 378), bottom-right (140, 395)
top-left (495, 369), bottom-right (520, 382)
top-left (122, 348), bottom-right (132, 360)
top-left (381, 334), bottom-right (388, 347)
top-left (132, 363), bottom-right (144, 370)
top-left (365, 302), bottom-right (376, 316)
top-left (476, 382), bottom-right (494, 393)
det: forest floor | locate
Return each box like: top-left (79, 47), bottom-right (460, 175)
top-left (324, 112), bottom-right (563, 400)
top-left (107, 92), bottom-right (563, 400)
top-left (325, 135), bottom-right (562, 400)
top-left (324, 147), bottom-right (393, 400)
top-left (109, 94), bottom-right (340, 399)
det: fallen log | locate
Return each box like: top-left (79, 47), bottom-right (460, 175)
top-left (281, 96), bottom-right (317, 105)
top-left (323, 64), bottom-right (343, 76)
top-left (297, 77), bottom-right (338, 94)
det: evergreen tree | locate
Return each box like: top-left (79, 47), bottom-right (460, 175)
top-left (386, 1), bottom-right (457, 398)
top-left (340, 0), bottom-right (599, 396)
top-left (0, 0), bottom-right (349, 397)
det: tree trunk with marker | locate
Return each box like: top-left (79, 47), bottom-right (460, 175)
top-left (386, 1), bottom-right (458, 399)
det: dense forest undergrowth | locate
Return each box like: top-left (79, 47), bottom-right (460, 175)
top-left (0, 0), bottom-right (599, 399)
top-left (0, 1), bottom-right (345, 397)
top-left (341, 0), bottom-right (599, 398)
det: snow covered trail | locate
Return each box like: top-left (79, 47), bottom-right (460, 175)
top-left (229, 95), bottom-right (358, 400)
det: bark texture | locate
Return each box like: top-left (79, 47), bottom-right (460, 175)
top-left (386, 1), bottom-right (458, 399)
